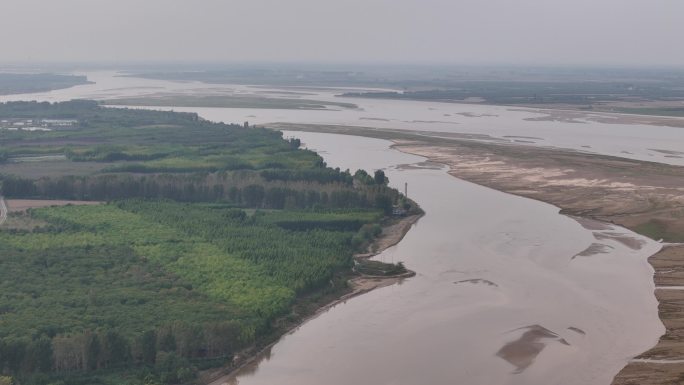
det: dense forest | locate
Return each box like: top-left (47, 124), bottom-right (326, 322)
top-left (0, 101), bottom-right (411, 384)
top-left (0, 101), bottom-right (400, 210)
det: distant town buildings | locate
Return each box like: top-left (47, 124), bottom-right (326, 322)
top-left (0, 118), bottom-right (78, 131)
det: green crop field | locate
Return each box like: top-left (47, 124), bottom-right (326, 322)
top-left (0, 101), bottom-right (408, 385)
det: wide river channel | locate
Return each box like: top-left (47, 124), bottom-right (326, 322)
top-left (210, 131), bottom-right (662, 385)
top-left (1, 72), bottom-right (671, 384)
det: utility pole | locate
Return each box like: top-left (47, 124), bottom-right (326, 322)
top-left (404, 182), bottom-right (408, 197)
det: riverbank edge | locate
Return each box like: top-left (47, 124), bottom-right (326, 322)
top-left (382, 143), bottom-right (679, 385)
top-left (198, 211), bottom-right (423, 384)
top-left (610, 244), bottom-right (684, 384)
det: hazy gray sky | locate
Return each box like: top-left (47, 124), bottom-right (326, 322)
top-left (1, 0), bottom-right (683, 66)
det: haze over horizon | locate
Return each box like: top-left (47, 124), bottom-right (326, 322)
top-left (1, 0), bottom-right (683, 68)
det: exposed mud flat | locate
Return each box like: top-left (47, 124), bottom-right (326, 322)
top-left (454, 278), bottom-right (499, 287)
top-left (573, 243), bottom-right (615, 259)
top-left (497, 325), bottom-right (571, 374)
top-left (512, 106), bottom-right (684, 128)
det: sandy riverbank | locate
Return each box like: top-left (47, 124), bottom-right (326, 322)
top-left (199, 212), bottom-right (423, 385)
top-left (612, 245), bottom-right (684, 384)
top-left (273, 123), bottom-right (684, 384)
top-left (393, 140), bottom-right (684, 384)
top-left (355, 213), bottom-right (422, 258)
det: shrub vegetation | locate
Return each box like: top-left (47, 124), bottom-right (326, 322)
top-left (0, 101), bottom-right (407, 384)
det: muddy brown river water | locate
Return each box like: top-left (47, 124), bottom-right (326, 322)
top-left (207, 132), bottom-right (663, 385)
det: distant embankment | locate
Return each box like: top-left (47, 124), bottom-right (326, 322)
top-left (0, 73), bottom-right (91, 95)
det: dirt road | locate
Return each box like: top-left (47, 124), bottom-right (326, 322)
top-left (0, 196), bottom-right (7, 226)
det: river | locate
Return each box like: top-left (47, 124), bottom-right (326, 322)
top-left (2, 71), bottom-right (684, 166)
top-left (0, 72), bottom-right (669, 384)
top-left (207, 131), bottom-right (661, 385)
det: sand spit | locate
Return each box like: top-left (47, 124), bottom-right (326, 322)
top-left (497, 325), bottom-right (571, 374)
top-left (573, 243), bottom-right (615, 259)
top-left (510, 107), bottom-right (684, 129)
top-left (356, 213), bottom-right (422, 258)
top-left (454, 278), bottom-right (499, 287)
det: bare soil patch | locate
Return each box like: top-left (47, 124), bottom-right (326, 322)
top-left (6, 199), bottom-right (102, 212)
